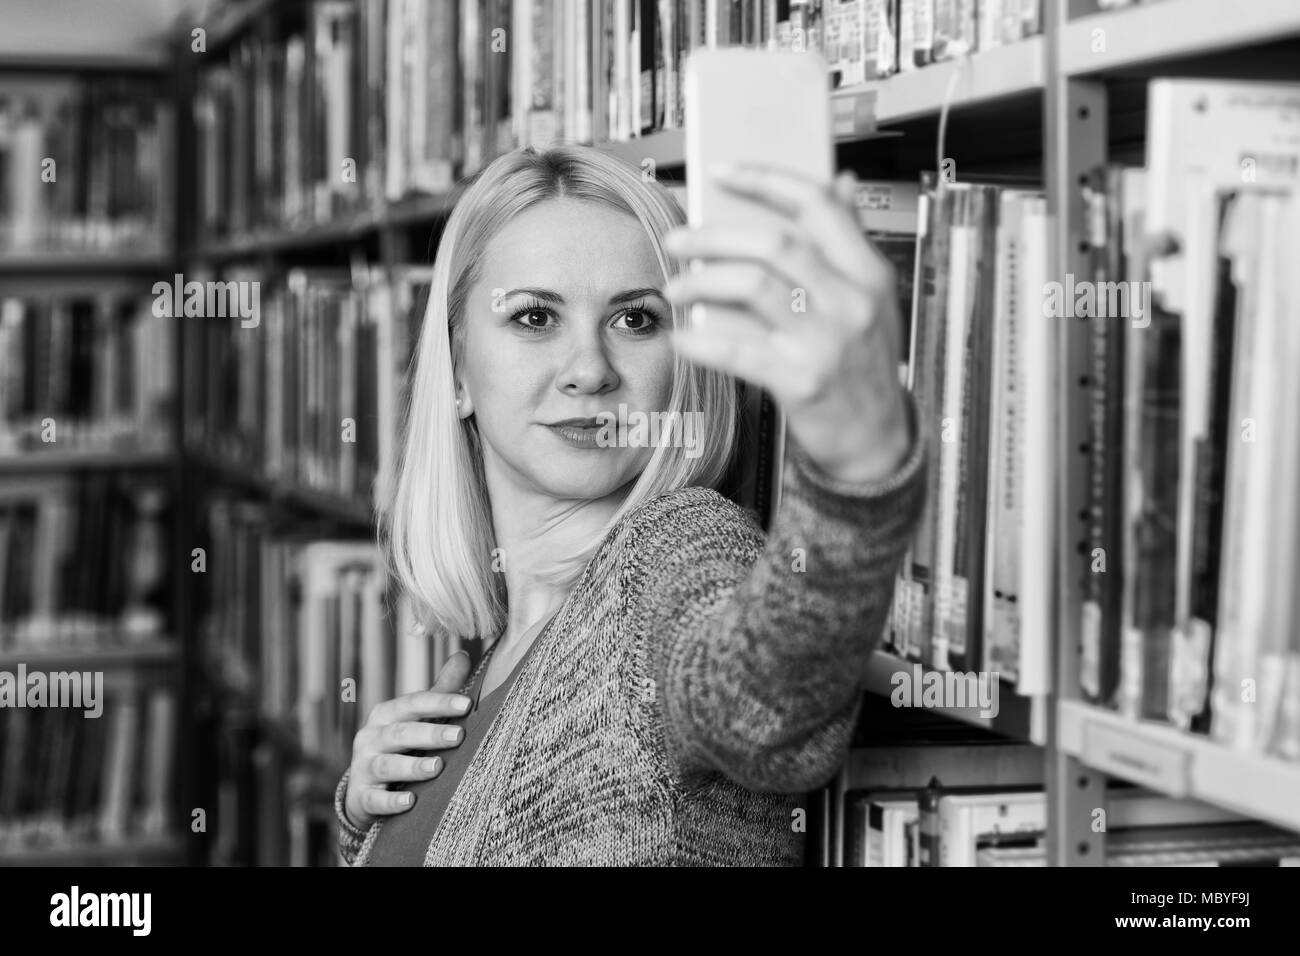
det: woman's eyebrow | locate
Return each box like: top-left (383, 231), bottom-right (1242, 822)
top-left (610, 287), bottom-right (668, 305)
top-left (502, 287), bottom-right (669, 305)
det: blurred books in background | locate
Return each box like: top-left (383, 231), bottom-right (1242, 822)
top-left (0, 74), bottom-right (172, 256)
top-left (0, 292), bottom-right (174, 457)
top-left (182, 266), bottom-right (431, 511)
top-left (0, 673), bottom-right (177, 860)
top-left (0, 473), bottom-right (172, 650)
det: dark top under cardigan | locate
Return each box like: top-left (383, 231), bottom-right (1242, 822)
top-left (363, 625), bottom-right (547, 866)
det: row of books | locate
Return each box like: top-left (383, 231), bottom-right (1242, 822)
top-left (0, 473), bottom-right (171, 648)
top-left (200, 497), bottom-right (474, 769)
top-left (0, 292), bottom-right (175, 457)
top-left (886, 174), bottom-right (1056, 698)
top-left (191, 0), bottom-right (1047, 244)
top-left (192, 0), bottom-right (515, 237)
top-left (0, 75), bottom-right (173, 255)
top-left (205, 716), bottom-right (337, 867)
top-left (877, 77), bottom-right (1300, 764)
top-left (1077, 79), bottom-right (1300, 763)
top-left (181, 266), bottom-right (431, 508)
top-left (781, 0), bottom-right (1042, 89)
top-left (843, 783), bottom-right (1300, 866)
top-left (0, 679), bottom-right (177, 854)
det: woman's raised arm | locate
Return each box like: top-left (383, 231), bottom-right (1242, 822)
top-left (630, 403), bottom-right (925, 793)
top-left (640, 164), bottom-right (927, 790)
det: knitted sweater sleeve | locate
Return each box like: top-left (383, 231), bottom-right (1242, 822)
top-left (635, 393), bottom-right (927, 793)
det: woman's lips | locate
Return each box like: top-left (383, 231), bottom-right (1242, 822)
top-left (545, 418), bottom-right (608, 448)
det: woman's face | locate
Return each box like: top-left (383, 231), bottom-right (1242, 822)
top-left (457, 197), bottom-right (676, 502)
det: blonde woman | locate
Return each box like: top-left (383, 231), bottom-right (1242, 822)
top-left (335, 144), bottom-right (925, 866)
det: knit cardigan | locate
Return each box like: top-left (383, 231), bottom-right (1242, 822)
top-left (335, 404), bottom-right (927, 866)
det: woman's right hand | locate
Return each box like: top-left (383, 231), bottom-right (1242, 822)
top-left (343, 650), bottom-right (474, 831)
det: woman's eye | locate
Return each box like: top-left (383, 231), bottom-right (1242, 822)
top-left (614, 309), bottom-right (659, 334)
top-left (513, 309), bottom-right (554, 332)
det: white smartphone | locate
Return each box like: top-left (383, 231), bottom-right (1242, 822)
top-left (684, 46), bottom-right (834, 287)
top-left (683, 48), bottom-right (833, 524)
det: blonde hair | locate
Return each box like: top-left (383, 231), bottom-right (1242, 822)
top-left (383, 144), bottom-right (738, 641)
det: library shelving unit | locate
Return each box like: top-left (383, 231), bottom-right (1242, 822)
top-left (163, 0), bottom-right (1300, 867)
top-left (0, 49), bottom-right (187, 865)
top-left (832, 0), bottom-right (1300, 868)
top-left (1044, 0), bottom-right (1300, 865)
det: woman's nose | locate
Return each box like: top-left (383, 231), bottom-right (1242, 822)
top-left (558, 334), bottom-right (620, 395)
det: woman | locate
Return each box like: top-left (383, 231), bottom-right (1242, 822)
top-left (334, 143), bottom-right (925, 866)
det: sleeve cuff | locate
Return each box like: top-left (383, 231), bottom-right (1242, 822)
top-left (334, 768), bottom-right (370, 865)
top-left (787, 388), bottom-right (926, 502)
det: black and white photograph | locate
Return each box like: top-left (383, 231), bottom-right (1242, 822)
top-left (0, 0), bottom-right (1297, 927)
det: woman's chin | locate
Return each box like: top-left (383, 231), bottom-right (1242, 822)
top-left (529, 455), bottom-right (648, 502)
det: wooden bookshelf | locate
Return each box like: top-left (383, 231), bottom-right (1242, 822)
top-left (186, 453), bottom-right (373, 527)
top-left (192, 192), bottom-right (461, 262)
top-left (0, 252), bottom-right (169, 274)
top-left (0, 835), bottom-right (184, 867)
top-left (193, 212), bottom-right (386, 261)
top-left (0, 639), bottom-right (178, 669)
top-left (0, 46), bottom-right (189, 864)
top-left (0, 450), bottom-right (173, 473)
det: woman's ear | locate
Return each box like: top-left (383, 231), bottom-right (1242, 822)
top-left (456, 384), bottom-right (474, 419)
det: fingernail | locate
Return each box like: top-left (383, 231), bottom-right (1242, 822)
top-left (444, 726), bottom-right (464, 743)
top-left (453, 696), bottom-right (471, 712)
top-left (422, 757), bottom-right (442, 773)
top-left (402, 792), bottom-right (415, 806)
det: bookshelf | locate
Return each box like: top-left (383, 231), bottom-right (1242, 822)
top-left (600, 38), bottom-right (1046, 168)
top-left (121, 0), bottom-right (1300, 867)
top-left (1045, 0), bottom-right (1300, 865)
top-left (1058, 699), bottom-right (1300, 833)
top-left (0, 450), bottom-right (174, 472)
top-left (837, 34), bottom-right (1046, 127)
top-left (862, 650), bottom-right (1048, 744)
top-left (0, 32), bottom-right (191, 865)
top-left (0, 253), bottom-right (170, 275)
top-left (1058, 0), bottom-right (1300, 76)
top-left (0, 834), bottom-right (184, 866)
top-left (0, 640), bottom-right (179, 670)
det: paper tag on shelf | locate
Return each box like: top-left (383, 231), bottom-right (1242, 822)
top-left (1082, 718), bottom-right (1191, 798)
top-left (831, 88), bottom-right (878, 138)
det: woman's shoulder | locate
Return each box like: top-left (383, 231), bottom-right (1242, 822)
top-left (613, 484), bottom-right (766, 568)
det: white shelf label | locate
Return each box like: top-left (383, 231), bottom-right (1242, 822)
top-left (831, 89), bottom-right (878, 138)
top-left (1082, 719), bottom-right (1192, 798)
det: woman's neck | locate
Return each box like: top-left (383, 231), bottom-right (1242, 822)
top-left (484, 466), bottom-right (630, 651)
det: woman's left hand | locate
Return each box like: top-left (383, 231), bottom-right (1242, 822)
top-left (663, 164), bottom-right (912, 485)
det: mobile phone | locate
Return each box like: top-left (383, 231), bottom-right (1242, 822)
top-left (683, 48), bottom-right (833, 526)
top-left (684, 45), bottom-right (834, 263)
